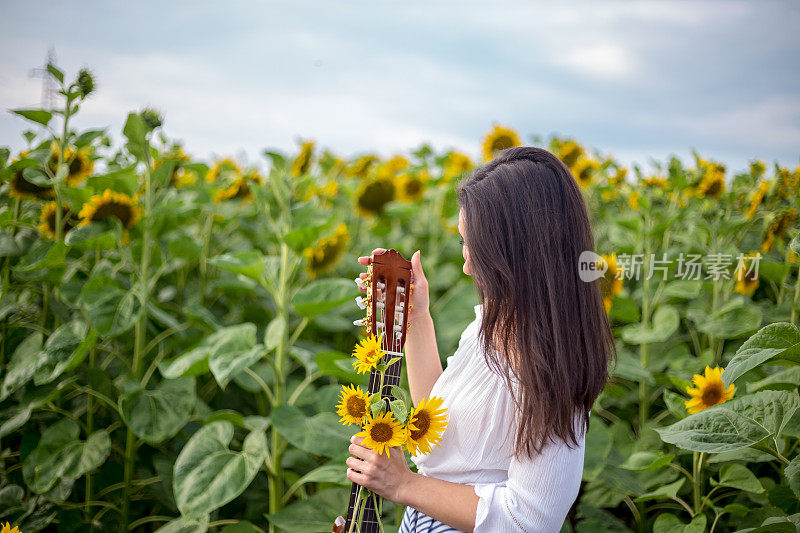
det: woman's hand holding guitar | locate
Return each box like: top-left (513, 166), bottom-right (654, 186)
top-left (345, 434), bottom-right (414, 505)
top-left (357, 249), bottom-right (429, 328)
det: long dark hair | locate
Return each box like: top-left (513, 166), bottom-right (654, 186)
top-left (456, 146), bottom-right (615, 459)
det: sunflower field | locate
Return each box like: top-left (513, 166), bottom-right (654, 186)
top-left (1, 64), bottom-right (800, 533)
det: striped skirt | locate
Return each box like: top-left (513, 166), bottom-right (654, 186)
top-left (399, 506), bottom-right (464, 533)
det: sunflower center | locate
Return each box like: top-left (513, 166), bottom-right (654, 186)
top-left (405, 179), bottom-right (422, 195)
top-left (704, 180), bottom-right (722, 197)
top-left (701, 383), bottom-right (723, 406)
top-left (409, 411), bottom-right (430, 440)
top-left (69, 157), bottom-right (84, 175)
top-left (370, 422), bottom-right (393, 443)
top-left (492, 136), bottom-right (514, 152)
top-left (92, 202), bottom-right (134, 227)
top-left (346, 396), bottom-right (366, 418)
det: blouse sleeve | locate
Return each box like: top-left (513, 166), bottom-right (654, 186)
top-left (472, 433), bottom-right (586, 532)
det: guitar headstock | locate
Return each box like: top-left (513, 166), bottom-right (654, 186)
top-left (356, 249), bottom-right (413, 355)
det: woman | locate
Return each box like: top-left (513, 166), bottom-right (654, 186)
top-left (346, 146), bottom-right (615, 532)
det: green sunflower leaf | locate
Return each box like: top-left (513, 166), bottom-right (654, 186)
top-left (621, 305), bottom-right (679, 345)
top-left (634, 478), bottom-right (684, 502)
top-left (655, 390), bottom-right (800, 453)
top-left (0, 332), bottom-right (44, 401)
top-left (79, 272), bottom-right (142, 338)
top-left (271, 404), bottom-right (352, 458)
top-left (711, 463), bottom-right (763, 493)
top-left (11, 109), bottom-right (53, 127)
top-left (22, 419), bottom-right (110, 494)
top-left (264, 488), bottom-right (348, 532)
top-left (160, 323), bottom-right (256, 379)
top-left (786, 454), bottom-right (800, 499)
top-left (153, 515), bottom-right (209, 533)
top-left (723, 323), bottom-right (800, 386)
top-left (118, 376), bottom-right (196, 444)
top-left (172, 421), bottom-right (266, 518)
top-left (33, 320), bottom-right (97, 386)
top-left (291, 278), bottom-right (359, 317)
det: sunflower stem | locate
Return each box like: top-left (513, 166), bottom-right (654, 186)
top-left (85, 339), bottom-right (97, 523)
top-left (373, 491), bottom-right (385, 533)
top-left (638, 213), bottom-right (651, 433)
top-left (267, 239), bottom-right (290, 523)
top-left (122, 136), bottom-right (153, 533)
top-left (692, 451), bottom-right (704, 514)
top-left (791, 261), bottom-right (800, 324)
top-left (198, 209), bottom-right (214, 305)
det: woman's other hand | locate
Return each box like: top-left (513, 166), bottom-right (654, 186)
top-left (356, 249), bottom-right (430, 321)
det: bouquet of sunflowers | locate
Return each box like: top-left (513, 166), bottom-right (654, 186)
top-left (335, 334), bottom-right (448, 458)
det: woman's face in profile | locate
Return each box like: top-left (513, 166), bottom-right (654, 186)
top-left (458, 209), bottom-right (472, 277)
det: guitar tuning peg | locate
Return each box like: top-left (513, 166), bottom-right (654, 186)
top-left (353, 319), bottom-right (365, 326)
top-left (355, 296), bottom-right (366, 309)
top-left (354, 277), bottom-right (366, 290)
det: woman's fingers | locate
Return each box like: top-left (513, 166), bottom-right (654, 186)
top-left (357, 248), bottom-right (387, 265)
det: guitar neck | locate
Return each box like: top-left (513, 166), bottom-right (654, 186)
top-left (342, 249), bottom-right (411, 533)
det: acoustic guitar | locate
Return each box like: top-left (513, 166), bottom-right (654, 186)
top-left (333, 249), bottom-right (413, 533)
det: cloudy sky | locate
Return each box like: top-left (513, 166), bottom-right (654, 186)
top-left (1, 0), bottom-right (798, 173)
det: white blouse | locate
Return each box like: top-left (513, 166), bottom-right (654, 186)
top-left (410, 304), bottom-right (586, 532)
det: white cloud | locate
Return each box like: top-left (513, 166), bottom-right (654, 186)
top-left (559, 42), bottom-right (636, 80)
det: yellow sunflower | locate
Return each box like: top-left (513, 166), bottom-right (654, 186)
top-left (345, 154), bottom-right (379, 179)
top-left (299, 179), bottom-right (339, 203)
top-left (684, 366), bottom-right (735, 414)
top-left (628, 190), bottom-right (640, 211)
top-left (750, 159), bottom-right (766, 178)
top-left (155, 147), bottom-right (196, 188)
top-left (395, 171), bottom-right (428, 203)
top-left (318, 180), bottom-right (339, 199)
top-left (355, 177), bottom-right (395, 216)
top-left (442, 151), bottom-right (473, 182)
top-left (376, 155), bottom-right (410, 180)
top-left (571, 157), bottom-right (600, 189)
top-left (761, 209), bottom-right (798, 253)
top-left (0, 522), bottom-right (20, 533)
top-left (38, 202), bottom-right (79, 240)
top-left (318, 150), bottom-right (346, 175)
top-left (290, 140), bottom-right (315, 178)
top-left (692, 162), bottom-right (726, 199)
top-left (355, 410), bottom-right (406, 458)
top-left (7, 154), bottom-right (55, 201)
top-left (555, 139), bottom-right (585, 170)
top-left (47, 143), bottom-right (94, 187)
top-left (404, 396), bottom-right (448, 457)
top-left (302, 223), bottom-right (349, 278)
top-left (597, 253), bottom-right (623, 313)
top-left (78, 189), bottom-right (141, 230)
top-left (734, 254), bottom-right (760, 296)
top-left (745, 180), bottom-right (770, 220)
top-left (336, 384), bottom-right (370, 426)
top-left (482, 124), bottom-right (522, 162)
top-left (214, 169), bottom-right (264, 203)
top-left (205, 157), bottom-right (242, 184)
top-left (774, 166), bottom-right (799, 200)
top-left (642, 175), bottom-right (669, 190)
top-left (352, 333), bottom-right (384, 374)
top-left (609, 166), bottom-right (628, 187)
